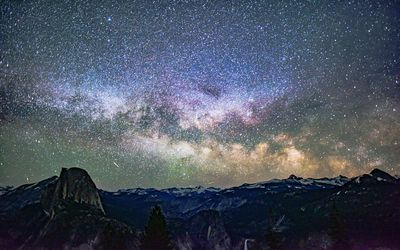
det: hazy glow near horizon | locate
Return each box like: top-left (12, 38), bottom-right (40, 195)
top-left (1, 0), bottom-right (399, 189)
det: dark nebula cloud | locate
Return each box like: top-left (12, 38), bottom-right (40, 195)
top-left (0, 0), bottom-right (399, 189)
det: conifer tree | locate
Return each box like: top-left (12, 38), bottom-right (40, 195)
top-left (328, 205), bottom-right (350, 250)
top-left (141, 205), bottom-right (172, 250)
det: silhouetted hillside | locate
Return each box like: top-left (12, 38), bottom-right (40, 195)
top-left (1, 168), bottom-right (399, 249)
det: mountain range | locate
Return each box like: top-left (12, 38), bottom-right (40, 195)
top-left (0, 167), bottom-right (399, 249)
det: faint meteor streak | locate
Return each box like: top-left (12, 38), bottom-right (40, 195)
top-left (113, 162), bottom-right (121, 168)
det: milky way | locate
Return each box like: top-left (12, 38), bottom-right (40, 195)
top-left (1, 0), bottom-right (400, 189)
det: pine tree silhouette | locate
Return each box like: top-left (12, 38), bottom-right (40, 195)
top-left (328, 205), bottom-right (350, 250)
top-left (141, 205), bottom-right (172, 250)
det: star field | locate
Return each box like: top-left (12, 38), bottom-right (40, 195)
top-left (1, 0), bottom-right (399, 189)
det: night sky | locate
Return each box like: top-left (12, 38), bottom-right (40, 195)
top-left (1, 0), bottom-right (399, 190)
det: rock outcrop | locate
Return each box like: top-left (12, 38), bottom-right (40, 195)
top-left (41, 167), bottom-right (104, 216)
top-left (12, 167), bottom-right (138, 249)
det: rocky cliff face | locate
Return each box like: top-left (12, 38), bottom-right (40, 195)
top-left (0, 167), bottom-right (138, 250)
top-left (41, 167), bottom-right (105, 216)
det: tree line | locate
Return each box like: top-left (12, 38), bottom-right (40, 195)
top-left (138, 204), bottom-right (350, 250)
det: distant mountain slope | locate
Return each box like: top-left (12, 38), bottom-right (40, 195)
top-left (0, 168), bottom-right (399, 249)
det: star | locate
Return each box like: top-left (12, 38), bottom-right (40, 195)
top-left (0, 0), bottom-right (399, 189)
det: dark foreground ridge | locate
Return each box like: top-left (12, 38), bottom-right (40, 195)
top-left (0, 167), bottom-right (399, 249)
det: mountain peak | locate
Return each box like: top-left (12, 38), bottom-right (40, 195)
top-left (349, 168), bottom-right (397, 185)
top-left (41, 167), bottom-right (105, 216)
top-left (288, 174), bottom-right (303, 180)
top-left (369, 168), bottom-right (397, 182)
top-left (370, 168), bottom-right (389, 176)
